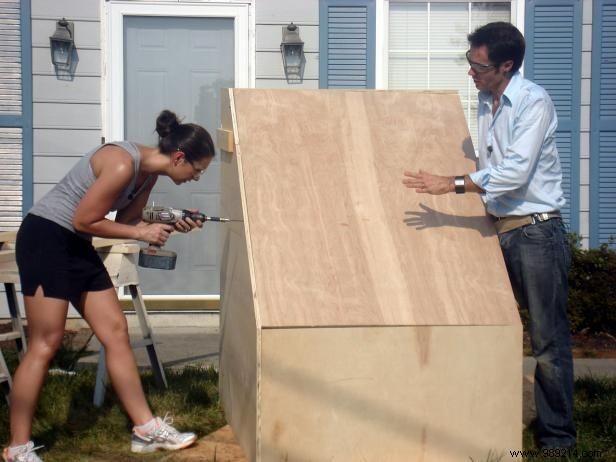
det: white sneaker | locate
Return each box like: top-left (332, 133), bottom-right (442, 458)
top-left (2, 442), bottom-right (44, 462)
top-left (131, 414), bottom-right (197, 453)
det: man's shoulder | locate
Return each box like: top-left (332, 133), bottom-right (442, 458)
top-left (515, 72), bottom-right (548, 95)
top-left (513, 76), bottom-right (553, 109)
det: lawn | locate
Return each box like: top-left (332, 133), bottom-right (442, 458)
top-left (0, 362), bottom-right (225, 461)
top-left (0, 348), bottom-right (615, 461)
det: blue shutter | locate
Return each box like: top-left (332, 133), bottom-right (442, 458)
top-left (525, 0), bottom-right (582, 233)
top-left (319, 0), bottom-right (375, 89)
top-left (0, 0), bottom-right (32, 221)
top-left (590, 0), bottom-right (616, 248)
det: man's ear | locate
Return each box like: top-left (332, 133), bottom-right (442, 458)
top-left (502, 59), bottom-right (514, 74)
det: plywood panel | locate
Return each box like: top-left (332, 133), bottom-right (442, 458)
top-left (259, 325), bottom-right (522, 461)
top-left (231, 89), bottom-right (518, 327)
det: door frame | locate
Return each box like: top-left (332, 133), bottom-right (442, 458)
top-left (104, 1), bottom-right (255, 141)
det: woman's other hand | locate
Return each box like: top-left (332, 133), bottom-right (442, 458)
top-left (137, 223), bottom-right (174, 246)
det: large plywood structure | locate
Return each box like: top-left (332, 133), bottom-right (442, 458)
top-left (219, 89), bottom-right (522, 462)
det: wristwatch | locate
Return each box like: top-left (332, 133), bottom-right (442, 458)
top-left (454, 176), bottom-right (465, 194)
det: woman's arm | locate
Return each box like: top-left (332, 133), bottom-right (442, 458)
top-left (72, 145), bottom-right (172, 245)
top-left (115, 176), bottom-right (158, 226)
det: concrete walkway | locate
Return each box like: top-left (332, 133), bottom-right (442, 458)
top-left (73, 313), bottom-right (616, 378)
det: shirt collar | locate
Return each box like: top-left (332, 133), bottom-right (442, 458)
top-left (478, 71), bottom-right (523, 108)
top-left (502, 71), bottom-right (523, 106)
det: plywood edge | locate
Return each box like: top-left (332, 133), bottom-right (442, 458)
top-left (220, 88), bottom-right (259, 461)
top-left (231, 88), bottom-right (261, 330)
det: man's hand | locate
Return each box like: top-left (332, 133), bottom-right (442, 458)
top-left (402, 170), bottom-right (453, 195)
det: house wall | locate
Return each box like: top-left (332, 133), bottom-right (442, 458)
top-left (30, 0), bottom-right (102, 202)
top-left (24, 0), bottom-right (598, 243)
top-left (255, 0), bottom-right (319, 88)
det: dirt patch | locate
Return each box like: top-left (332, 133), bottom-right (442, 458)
top-left (162, 425), bottom-right (247, 462)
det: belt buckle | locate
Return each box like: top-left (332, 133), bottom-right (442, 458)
top-left (530, 213), bottom-right (550, 225)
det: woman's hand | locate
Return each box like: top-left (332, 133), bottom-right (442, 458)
top-left (137, 223), bottom-right (175, 246)
top-left (173, 209), bottom-right (204, 234)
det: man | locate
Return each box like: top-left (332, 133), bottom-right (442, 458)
top-left (402, 22), bottom-right (575, 449)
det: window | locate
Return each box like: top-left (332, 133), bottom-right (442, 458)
top-left (388, 2), bottom-right (511, 147)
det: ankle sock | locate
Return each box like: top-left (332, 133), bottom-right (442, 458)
top-left (134, 417), bottom-right (159, 435)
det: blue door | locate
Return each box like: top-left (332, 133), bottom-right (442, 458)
top-left (124, 16), bottom-right (234, 295)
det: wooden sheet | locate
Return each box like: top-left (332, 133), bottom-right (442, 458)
top-left (259, 325), bottom-right (522, 461)
top-left (230, 89), bottom-right (519, 327)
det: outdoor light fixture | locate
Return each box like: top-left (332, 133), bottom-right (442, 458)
top-left (49, 18), bottom-right (75, 70)
top-left (280, 22), bottom-right (304, 78)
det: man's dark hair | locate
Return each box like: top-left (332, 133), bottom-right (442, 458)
top-left (468, 22), bottom-right (525, 74)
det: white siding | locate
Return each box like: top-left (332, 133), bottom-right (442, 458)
top-left (31, 0), bottom-right (102, 189)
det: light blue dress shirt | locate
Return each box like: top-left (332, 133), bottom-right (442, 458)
top-left (468, 72), bottom-right (566, 217)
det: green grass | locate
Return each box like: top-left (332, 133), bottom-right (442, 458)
top-left (0, 350), bottom-right (225, 461)
top-left (1, 347), bottom-right (615, 461)
top-left (520, 375), bottom-right (616, 461)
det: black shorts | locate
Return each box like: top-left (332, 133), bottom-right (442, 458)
top-left (15, 214), bottom-right (113, 300)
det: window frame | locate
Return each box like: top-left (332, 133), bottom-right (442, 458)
top-left (377, 0), bottom-right (523, 89)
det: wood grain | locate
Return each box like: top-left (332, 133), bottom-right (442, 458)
top-left (230, 89), bottom-right (519, 327)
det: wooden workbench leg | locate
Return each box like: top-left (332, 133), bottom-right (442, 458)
top-left (4, 283), bottom-right (27, 360)
top-left (128, 284), bottom-right (167, 388)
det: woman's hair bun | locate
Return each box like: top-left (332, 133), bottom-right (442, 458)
top-left (155, 109), bottom-right (181, 139)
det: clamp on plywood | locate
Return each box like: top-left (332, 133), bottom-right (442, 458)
top-left (217, 128), bottom-right (235, 153)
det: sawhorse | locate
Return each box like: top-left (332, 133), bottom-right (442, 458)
top-left (93, 238), bottom-right (168, 407)
top-left (0, 231), bottom-right (27, 404)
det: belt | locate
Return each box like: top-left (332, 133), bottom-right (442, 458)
top-left (491, 212), bottom-right (561, 235)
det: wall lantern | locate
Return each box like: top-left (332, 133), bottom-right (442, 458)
top-left (280, 23), bottom-right (304, 78)
top-left (49, 18), bottom-right (75, 69)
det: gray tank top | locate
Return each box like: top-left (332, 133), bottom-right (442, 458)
top-left (29, 141), bottom-right (153, 239)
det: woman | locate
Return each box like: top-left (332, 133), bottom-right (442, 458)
top-left (3, 110), bottom-right (215, 462)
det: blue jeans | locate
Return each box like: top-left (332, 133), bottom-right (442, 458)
top-left (498, 218), bottom-right (576, 448)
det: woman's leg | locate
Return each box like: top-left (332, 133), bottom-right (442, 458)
top-left (78, 288), bottom-right (153, 425)
top-left (9, 287), bottom-right (68, 446)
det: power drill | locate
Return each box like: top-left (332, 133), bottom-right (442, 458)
top-left (138, 205), bottom-right (232, 270)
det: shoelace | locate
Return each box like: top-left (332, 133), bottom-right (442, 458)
top-left (151, 413), bottom-right (179, 441)
top-left (9, 444), bottom-right (44, 462)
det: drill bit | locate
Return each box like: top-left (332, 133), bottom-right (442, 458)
top-left (203, 216), bottom-right (243, 223)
